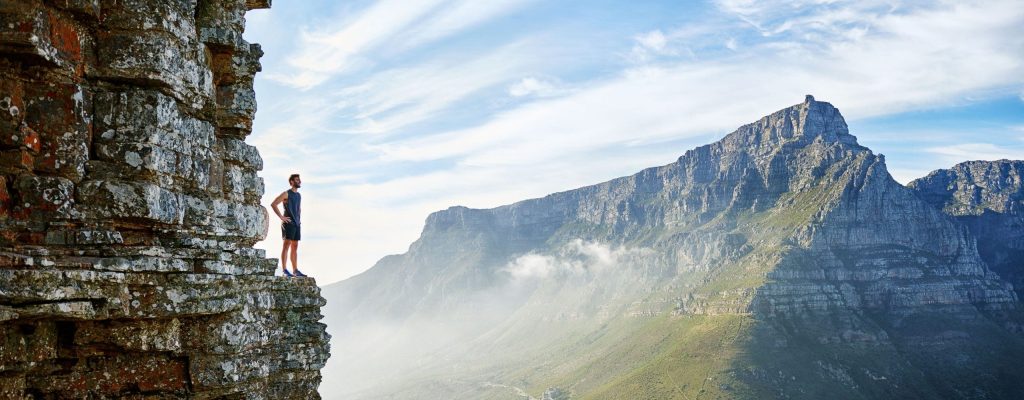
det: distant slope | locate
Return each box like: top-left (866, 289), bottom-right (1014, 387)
top-left (322, 96), bottom-right (1024, 399)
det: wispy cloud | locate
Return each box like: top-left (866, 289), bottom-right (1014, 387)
top-left (714, 0), bottom-right (898, 37)
top-left (373, 0), bottom-right (1024, 168)
top-left (927, 143), bottom-right (1024, 163)
top-left (724, 37), bottom-right (738, 50)
top-left (248, 96), bottom-right (338, 162)
top-left (507, 77), bottom-right (564, 98)
top-left (399, 0), bottom-right (539, 50)
top-left (267, 0), bottom-right (536, 89)
top-left (629, 30), bottom-right (675, 62)
top-left (332, 41), bottom-right (543, 134)
top-left (373, 65), bottom-right (778, 166)
top-left (267, 0), bottom-right (446, 88)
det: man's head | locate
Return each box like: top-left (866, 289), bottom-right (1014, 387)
top-left (289, 174), bottom-right (301, 189)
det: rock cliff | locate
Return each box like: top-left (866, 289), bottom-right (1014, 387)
top-left (0, 0), bottom-right (329, 398)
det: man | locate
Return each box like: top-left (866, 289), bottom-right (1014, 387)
top-left (271, 174), bottom-right (306, 277)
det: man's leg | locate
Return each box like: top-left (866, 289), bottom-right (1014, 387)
top-left (281, 240), bottom-right (291, 271)
top-left (289, 240), bottom-right (299, 273)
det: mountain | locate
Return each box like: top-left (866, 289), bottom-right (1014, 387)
top-left (910, 160), bottom-right (1024, 299)
top-left (322, 96), bottom-right (1024, 399)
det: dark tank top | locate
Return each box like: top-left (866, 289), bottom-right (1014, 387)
top-left (284, 190), bottom-right (301, 225)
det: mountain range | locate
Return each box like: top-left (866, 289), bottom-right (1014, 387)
top-left (322, 96), bottom-right (1024, 399)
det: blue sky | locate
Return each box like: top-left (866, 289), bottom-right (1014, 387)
top-left (244, 0), bottom-right (1024, 285)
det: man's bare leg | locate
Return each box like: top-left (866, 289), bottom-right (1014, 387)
top-left (281, 240), bottom-right (291, 272)
top-left (289, 240), bottom-right (299, 273)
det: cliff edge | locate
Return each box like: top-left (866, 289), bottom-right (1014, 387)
top-left (0, 0), bottom-right (330, 398)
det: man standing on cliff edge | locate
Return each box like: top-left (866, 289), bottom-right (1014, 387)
top-left (271, 174), bottom-right (307, 277)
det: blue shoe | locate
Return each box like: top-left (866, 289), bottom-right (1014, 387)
top-left (282, 269), bottom-right (293, 277)
top-left (294, 270), bottom-right (307, 277)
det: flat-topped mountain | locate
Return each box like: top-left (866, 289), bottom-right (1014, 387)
top-left (324, 97), bottom-right (1024, 399)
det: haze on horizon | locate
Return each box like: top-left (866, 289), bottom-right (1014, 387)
top-left (243, 0), bottom-right (1024, 285)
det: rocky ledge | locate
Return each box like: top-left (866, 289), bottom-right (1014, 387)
top-left (0, 0), bottom-right (329, 398)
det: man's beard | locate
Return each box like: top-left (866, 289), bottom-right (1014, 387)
top-left (294, 184), bottom-right (301, 189)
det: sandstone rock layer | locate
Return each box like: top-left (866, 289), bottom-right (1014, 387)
top-left (0, 0), bottom-right (329, 398)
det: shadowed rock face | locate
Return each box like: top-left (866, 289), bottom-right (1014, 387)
top-left (326, 96), bottom-right (1024, 399)
top-left (0, 0), bottom-right (329, 398)
top-left (910, 160), bottom-right (1024, 298)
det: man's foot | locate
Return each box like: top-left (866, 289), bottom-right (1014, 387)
top-left (282, 269), bottom-right (293, 277)
top-left (293, 269), bottom-right (307, 277)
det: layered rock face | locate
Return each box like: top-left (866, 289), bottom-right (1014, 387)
top-left (327, 96), bottom-right (1024, 399)
top-left (910, 160), bottom-right (1024, 298)
top-left (0, 0), bottom-right (329, 398)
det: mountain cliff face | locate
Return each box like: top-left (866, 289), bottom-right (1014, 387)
top-left (910, 160), bottom-right (1024, 299)
top-left (0, 0), bottom-right (329, 398)
top-left (326, 96), bottom-right (1024, 399)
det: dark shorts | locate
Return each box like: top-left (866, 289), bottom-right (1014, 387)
top-left (282, 222), bottom-right (301, 241)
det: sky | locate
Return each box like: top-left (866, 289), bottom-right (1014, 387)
top-left (243, 0), bottom-right (1024, 286)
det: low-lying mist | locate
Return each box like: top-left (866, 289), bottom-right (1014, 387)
top-left (319, 240), bottom-right (670, 399)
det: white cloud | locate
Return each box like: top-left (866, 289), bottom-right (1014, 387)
top-left (248, 95), bottom-right (343, 165)
top-left (270, 0), bottom-right (447, 89)
top-left (268, 0), bottom-right (536, 89)
top-left (629, 30), bottom-right (680, 62)
top-left (399, 0), bottom-right (538, 50)
top-left (372, 66), bottom-right (769, 166)
top-left (333, 42), bottom-right (542, 134)
top-left (503, 240), bottom-right (651, 281)
top-left (374, 1), bottom-right (1024, 167)
top-left (926, 143), bottom-right (1024, 163)
top-left (725, 38), bottom-right (738, 50)
top-left (507, 77), bottom-right (561, 98)
top-left (345, 143), bottom-right (685, 213)
top-left (504, 253), bottom-right (561, 280)
top-left (714, 0), bottom-right (893, 37)
top-left (636, 30), bottom-right (667, 52)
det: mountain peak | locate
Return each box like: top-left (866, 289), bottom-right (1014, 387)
top-left (719, 96), bottom-right (858, 156)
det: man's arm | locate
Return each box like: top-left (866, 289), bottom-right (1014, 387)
top-left (270, 191), bottom-right (291, 223)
